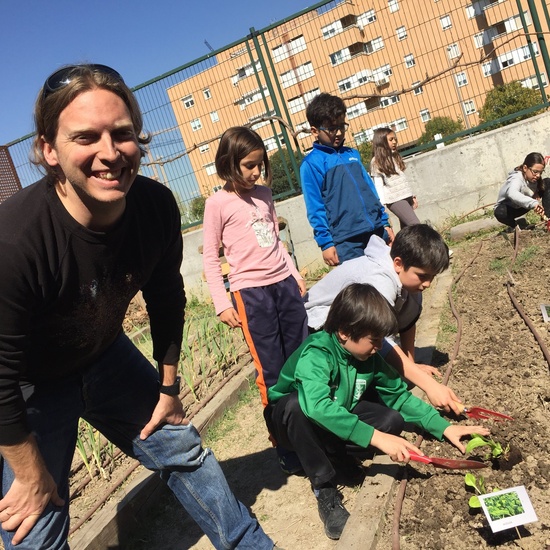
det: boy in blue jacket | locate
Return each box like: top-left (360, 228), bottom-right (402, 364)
top-left (265, 284), bottom-right (489, 540)
top-left (300, 93), bottom-right (394, 265)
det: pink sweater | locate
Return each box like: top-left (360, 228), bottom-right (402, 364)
top-left (203, 185), bottom-right (302, 315)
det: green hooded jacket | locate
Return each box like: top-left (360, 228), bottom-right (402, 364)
top-left (268, 331), bottom-right (450, 448)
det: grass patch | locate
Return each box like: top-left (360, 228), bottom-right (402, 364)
top-left (202, 382), bottom-right (258, 447)
top-left (514, 245), bottom-right (539, 270)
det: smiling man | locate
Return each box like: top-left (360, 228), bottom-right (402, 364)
top-left (0, 64), bottom-right (275, 550)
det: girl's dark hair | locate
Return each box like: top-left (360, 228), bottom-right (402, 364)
top-left (215, 126), bottom-right (272, 188)
top-left (371, 127), bottom-right (405, 176)
top-left (516, 152), bottom-right (545, 171)
top-left (32, 64), bottom-right (150, 177)
top-left (324, 283), bottom-right (398, 341)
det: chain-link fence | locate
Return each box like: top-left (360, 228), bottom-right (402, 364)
top-left (4, 0), bottom-right (550, 223)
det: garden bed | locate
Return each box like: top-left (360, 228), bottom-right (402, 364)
top-left (377, 228), bottom-right (550, 549)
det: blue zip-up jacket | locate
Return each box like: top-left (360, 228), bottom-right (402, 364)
top-left (300, 141), bottom-right (389, 250)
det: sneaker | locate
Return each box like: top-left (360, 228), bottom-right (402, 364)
top-left (276, 446), bottom-right (304, 475)
top-left (316, 486), bottom-right (350, 539)
top-left (448, 249), bottom-right (454, 258)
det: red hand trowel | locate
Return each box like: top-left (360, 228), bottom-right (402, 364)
top-left (408, 450), bottom-right (487, 470)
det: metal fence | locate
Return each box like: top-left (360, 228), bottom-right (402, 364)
top-left (4, 0), bottom-right (550, 224)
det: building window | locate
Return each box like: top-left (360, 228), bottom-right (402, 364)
top-left (455, 72), bottom-right (468, 87)
top-left (204, 162), bottom-right (216, 176)
top-left (380, 95), bottom-right (400, 108)
top-left (182, 94), bottom-right (194, 109)
top-left (420, 108), bottom-right (431, 122)
top-left (199, 144), bottom-right (210, 154)
top-left (272, 35), bottom-right (307, 62)
top-left (357, 9), bottom-right (377, 25)
top-left (210, 111), bottom-right (219, 123)
top-left (440, 15), bottom-right (452, 30)
top-left (190, 118), bottom-right (202, 132)
top-left (463, 100), bottom-right (476, 115)
top-left (391, 117), bottom-right (407, 131)
top-left (412, 81), bottom-right (423, 95)
top-left (521, 73), bottom-right (548, 89)
top-left (203, 88), bottom-right (212, 100)
top-left (404, 54), bottom-right (415, 68)
top-left (347, 101), bottom-right (368, 119)
top-left (365, 37), bottom-right (384, 54)
top-left (388, 0), bottom-right (399, 13)
top-left (396, 26), bottom-right (407, 40)
top-left (447, 43), bottom-right (460, 59)
top-left (281, 62), bottom-right (315, 87)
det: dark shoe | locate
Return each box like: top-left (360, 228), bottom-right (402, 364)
top-left (316, 486), bottom-right (350, 539)
top-left (276, 446), bottom-right (304, 475)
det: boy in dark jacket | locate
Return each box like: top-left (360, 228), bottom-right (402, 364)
top-left (265, 284), bottom-right (489, 540)
top-left (300, 93), bottom-right (394, 265)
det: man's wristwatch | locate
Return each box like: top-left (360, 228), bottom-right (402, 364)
top-left (159, 376), bottom-right (181, 396)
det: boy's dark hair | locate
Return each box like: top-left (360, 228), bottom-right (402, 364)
top-left (324, 283), bottom-right (398, 341)
top-left (306, 93), bottom-right (346, 129)
top-left (390, 224), bottom-right (449, 274)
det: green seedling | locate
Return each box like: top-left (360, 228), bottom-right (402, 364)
top-left (465, 473), bottom-right (501, 509)
top-left (464, 473), bottom-right (486, 508)
top-left (465, 434), bottom-right (510, 461)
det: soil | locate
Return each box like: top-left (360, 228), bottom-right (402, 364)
top-left (377, 227), bottom-right (550, 550)
top-left (117, 227), bottom-right (550, 550)
top-left (5, 227), bottom-right (550, 550)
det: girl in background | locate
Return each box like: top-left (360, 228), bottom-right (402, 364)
top-left (494, 152), bottom-right (548, 229)
top-left (203, 126), bottom-right (308, 472)
top-left (370, 128), bottom-right (420, 230)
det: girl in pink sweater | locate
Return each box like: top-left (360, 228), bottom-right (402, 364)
top-left (203, 127), bottom-right (308, 413)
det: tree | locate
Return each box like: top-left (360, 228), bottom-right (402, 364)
top-left (418, 116), bottom-right (464, 146)
top-left (356, 140), bottom-right (373, 168)
top-left (479, 81), bottom-right (544, 128)
top-left (269, 147), bottom-right (301, 197)
top-left (189, 195), bottom-right (206, 222)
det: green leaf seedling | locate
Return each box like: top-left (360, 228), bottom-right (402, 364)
top-left (465, 434), bottom-right (510, 461)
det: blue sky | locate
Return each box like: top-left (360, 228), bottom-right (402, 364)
top-left (0, 0), bottom-right (315, 145)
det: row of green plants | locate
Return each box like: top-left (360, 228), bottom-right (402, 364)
top-left (75, 298), bottom-right (248, 481)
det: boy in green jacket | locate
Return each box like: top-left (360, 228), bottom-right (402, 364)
top-left (265, 283), bottom-right (489, 540)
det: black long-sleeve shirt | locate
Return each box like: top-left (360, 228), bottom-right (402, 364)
top-left (0, 175), bottom-right (186, 444)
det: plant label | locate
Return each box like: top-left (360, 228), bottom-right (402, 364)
top-left (540, 304), bottom-right (550, 322)
top-left (479, 485), bottom-right (538, 533)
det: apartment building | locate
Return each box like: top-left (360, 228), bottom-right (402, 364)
top-left (166, 0), bottom-right (549, 197)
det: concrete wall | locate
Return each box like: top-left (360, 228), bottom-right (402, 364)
top-left (181, 111), bottom-right (550, 300)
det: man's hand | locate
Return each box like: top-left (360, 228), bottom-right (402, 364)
top-left (370, 430), bottom-right (422, 463)
top-left (140, 394), bottom-right (188, 440)
top-left (219, 307), bottom-right (241, 328)
top-left (443, 425), bottom-right (490, 454)
top-left (0, 437), bottom-right (64, 545)
top-left (322, 246), bottom-right (339, 266)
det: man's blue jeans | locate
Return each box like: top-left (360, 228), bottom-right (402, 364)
top-left (0, 333), bottom-right (273, 550)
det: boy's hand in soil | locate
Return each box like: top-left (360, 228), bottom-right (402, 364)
top-left (370, 430), bottom-right (423, 462)
top-left (443, 425), bottom-right (490, 454)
